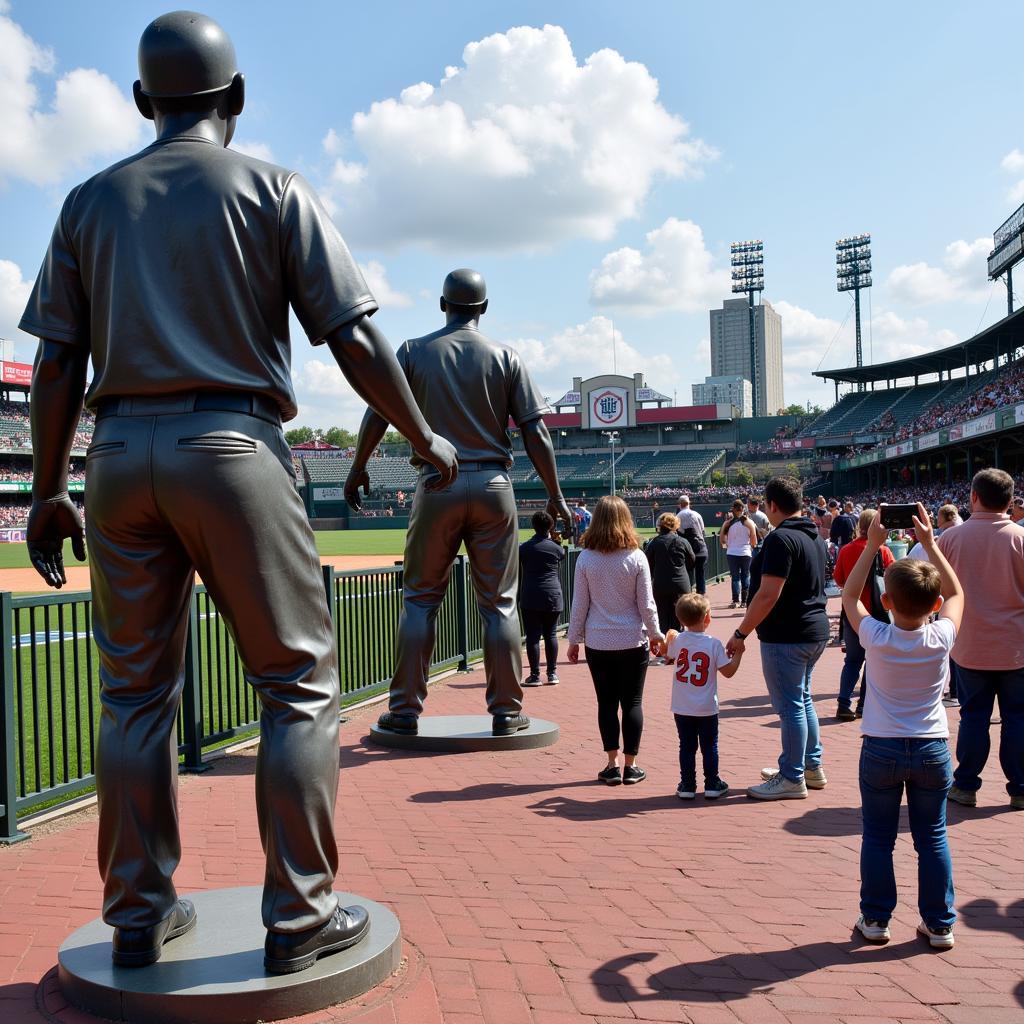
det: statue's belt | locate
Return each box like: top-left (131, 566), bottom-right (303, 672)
top-left (94, 391), bottom-right (281, 424)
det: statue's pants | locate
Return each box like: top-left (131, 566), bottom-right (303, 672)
top-left (389, 465), bottom-right (523, 717)
top-left (85, 396), bottom-right (339, 933)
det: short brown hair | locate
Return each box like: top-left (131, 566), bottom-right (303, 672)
top-left (972, 468), bottom-right (1013, 512)
top-left (581, 495), bottom-right (640, 552)
top-left (884, 559), bottom-right (941, 618)
top-left (675, 592), bottom-right (710, 628)
top-left (657, 512), bottom-right (680, 532)
top-left (937, 504), bottom-right (959, 526)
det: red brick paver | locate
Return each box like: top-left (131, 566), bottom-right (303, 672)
top-left (2, 583), bottom-right (1022, 1023)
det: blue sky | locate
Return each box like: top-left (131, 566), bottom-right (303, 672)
top-left (1, 0), bottom-right (1021, 427)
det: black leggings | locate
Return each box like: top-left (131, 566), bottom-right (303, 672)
top-left (523, 608), bottom-right (560, 676)
top-left (585, 645), bottom-right (649, 755)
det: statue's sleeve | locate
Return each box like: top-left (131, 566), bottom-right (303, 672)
top-left (19, 188), bottom-right (90, 348)
top-left (507, 351), bottom-right (551, 427)
top-left (279, 173), bottom-right (378, 345)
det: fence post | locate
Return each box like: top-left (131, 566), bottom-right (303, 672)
top-left (180, 590), bottom-right (210, 774)
top-left (455, 555), bottom-right (470, 672)
top-left (322, 565), bottom-right (336, 626)
top-left (0, 592), bottom-right (28, 843)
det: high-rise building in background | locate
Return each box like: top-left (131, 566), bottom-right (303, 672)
top-left (692, 375), bottom-right (752, 417)
top-left (709, 298), bottom-right (784, 415)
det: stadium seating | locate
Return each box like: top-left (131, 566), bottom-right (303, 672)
top-left (631, 449), bottom-right (725, 484)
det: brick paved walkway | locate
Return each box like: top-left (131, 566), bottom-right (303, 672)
top-left (1, 582), bottom-right (1022, 1023)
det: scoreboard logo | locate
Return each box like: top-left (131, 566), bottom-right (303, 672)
top-left (591, 389), bottom-right (625, 426)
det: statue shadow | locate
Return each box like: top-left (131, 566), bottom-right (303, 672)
top-left (410, 780), bottom-right (594, 804)
top-left (592, 937), bottom-right (925, 1008)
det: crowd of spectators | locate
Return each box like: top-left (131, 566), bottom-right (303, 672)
top-left (0, 499), bottom-right (77, 528)
top-left (878, 362), bottom-right (1024, 443)
top-left (0, 457), bottom-right (86, 484)
top-left (0, 399), bottom-right (95, 451)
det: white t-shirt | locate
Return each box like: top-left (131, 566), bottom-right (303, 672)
top-left (667, 631), bottom-right (730, 717)
top-left (858, 617), bottom-right (956, 739)
top-left (907, 542), bottom-right (928, 561)
top-left (723, 517), bottom-right (753, 557)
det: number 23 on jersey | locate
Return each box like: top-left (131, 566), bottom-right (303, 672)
top-left (675, 647), bottom-right (710, 687)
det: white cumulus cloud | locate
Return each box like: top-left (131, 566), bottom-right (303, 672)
top-left (0, 5), bottom-right (143, 185)
top-left (231, 140), bottom-right (274, 162)
top-left (1001, 149), bottom-right (1024, 206)
top-left (588, 217), bottom-right (730, 313)
top-left (505, 315), bottom-right (681, 401)
top-left (886, 238), bottom-right (992, 306)
top-left (321, 24), bottom-right (714, 249)
top-left (359, 260), bottom-right (412, 309)
top-left (0, 258), bottom-right (36, 356)
top-left (773, 299), bottom-right (960, 407)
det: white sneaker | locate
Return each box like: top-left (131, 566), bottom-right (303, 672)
top-left (746, 773), bottom-right (807, 800)
top-left (917, 921), bottom-right (955, 949)
top-left (761, 765), bottom-right (827, 789)
top-left (855, 915), bottom-right (890, 944)
top-left (729, 601), bottom-right (738, 609)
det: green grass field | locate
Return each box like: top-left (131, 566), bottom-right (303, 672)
top-left (0, 525), bottom-right (669, 572)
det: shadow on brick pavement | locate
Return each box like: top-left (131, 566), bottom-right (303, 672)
top-left (1, 581), bottom-right (1022, 1023)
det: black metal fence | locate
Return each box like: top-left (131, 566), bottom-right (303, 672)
top-left (1, 541), bottom-right (727, 841)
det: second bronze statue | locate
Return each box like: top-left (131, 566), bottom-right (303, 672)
top-left (346, 270), bottom-right (573, 737)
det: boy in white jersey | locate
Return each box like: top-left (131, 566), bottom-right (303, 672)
top-left (665, 594), bottom-right (744, 799)
top-left (841, 504), bottom-right (963, 950)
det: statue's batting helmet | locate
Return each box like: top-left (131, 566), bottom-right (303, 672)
top-left (442, 269), bottom-right (487, 307)
top-left (137, 11), bottom-right (238, 98)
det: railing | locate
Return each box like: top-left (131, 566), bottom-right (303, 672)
top-left (1, 542), bottom-right (726, 842)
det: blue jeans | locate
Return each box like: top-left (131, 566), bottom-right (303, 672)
top-left (859, 736), bottom-right (955, 929)
top-left (952, 662), bottom-right (1024, 798)
top-left (693, 556), bottom-right (707, 595)
top-left (838, 611), bottom-right (865, 709)
top-left (675, 713), bottom-right (719, 787)
top-left (761, 640), bottom-right (826, 782)
top-left (726, 554), bottom-right (751, 602)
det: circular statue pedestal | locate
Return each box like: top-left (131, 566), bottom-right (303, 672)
top-left (368, 714), bottom-right (559, 753)
top-left (58, 887), bottom-right (401, 1024)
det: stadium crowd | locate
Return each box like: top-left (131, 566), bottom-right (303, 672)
top-left (877, 361), bottom-right (1024, 442)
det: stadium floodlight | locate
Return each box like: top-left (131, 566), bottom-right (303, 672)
top-left (730, 240), bottom-right (765, 417)
top-left (836, 234), bottom-right (872, 390)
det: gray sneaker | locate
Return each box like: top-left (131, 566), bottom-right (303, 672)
top-left (761, 765), bottom-right (827, 789)
top-left (545, 672), bottom-right (560, 685)
top-left (947, 786), bottom-right (976, 807)
top-left (747, 773), bottom-right (807, 800)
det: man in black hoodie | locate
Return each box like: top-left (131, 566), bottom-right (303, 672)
top-left (725, 477), bottom-right (829, 800)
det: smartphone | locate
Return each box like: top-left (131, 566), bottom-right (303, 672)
top-left (880, 503), bottom-right (918, 529)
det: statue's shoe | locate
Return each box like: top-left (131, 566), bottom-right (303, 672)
top-left (112, 898), bottom-right (197, 967)
top-left (377, 711), bottom-right (418, 734)
top-left (492, 713), bottom-right (530, 736)
top-left (264, 903), bottom-right (370, 974)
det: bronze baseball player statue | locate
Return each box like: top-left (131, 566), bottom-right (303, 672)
top-left (21, 11), bottom-right (456, 974)
top-left (346, 270), bottom-right (571, 737)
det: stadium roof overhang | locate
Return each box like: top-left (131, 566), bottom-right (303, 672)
top-left (813, 306), bottom-right (1024, 386)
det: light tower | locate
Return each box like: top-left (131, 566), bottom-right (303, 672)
top-left (836, 234), bottom-right (872, 390)
top-left (730, 240), bottom-right (764, 417)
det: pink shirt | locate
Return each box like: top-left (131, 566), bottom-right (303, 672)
top-left (567, 548), bottom-right (661, 650)
top-left (937, 513), bottom-right (1024, 670)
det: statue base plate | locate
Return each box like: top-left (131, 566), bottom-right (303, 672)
top-left (368, 714), bottom-right (559, 752)
top-left (57, 887), bottom-right (401, 1024)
